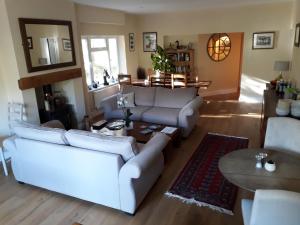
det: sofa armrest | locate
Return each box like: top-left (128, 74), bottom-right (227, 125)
top-left (179, 96), bottom-right (202, 117)
top-left (120, 133), bottom-right (170, 179)
top-left (119, 133), bottom-right (170, 214)
top-left (178, 96), bottom-right (203, 137)
top-left (100, 94), bottom-right (118, 118)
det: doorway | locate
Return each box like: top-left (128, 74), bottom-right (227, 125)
top-left (198, 32), bottom-right (244, 97)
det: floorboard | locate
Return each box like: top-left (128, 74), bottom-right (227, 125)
top-left (0, 98), bottom-right (261, 225)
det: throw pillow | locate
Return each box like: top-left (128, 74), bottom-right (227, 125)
top-left (117, 92), bottom-right (135, 108)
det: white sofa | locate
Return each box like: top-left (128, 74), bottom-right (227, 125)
top-left (101, 85), bottom-right (203, 137)
top-left (3, 122), bottom-right (170, 214)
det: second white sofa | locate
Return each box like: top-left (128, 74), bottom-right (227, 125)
top-left (101, 85), bottom-right (203, 137)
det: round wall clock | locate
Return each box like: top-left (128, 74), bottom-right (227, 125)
top-left (207, 33), bottom-right (231, 62)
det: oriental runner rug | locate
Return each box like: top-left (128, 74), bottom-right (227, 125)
top-left (166, 133), bottom-right (249, 215)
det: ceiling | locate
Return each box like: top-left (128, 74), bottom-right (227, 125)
top-left (72, 0), bottom-right (292, 14)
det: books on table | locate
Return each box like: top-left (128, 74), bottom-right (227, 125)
top-left (161, 126), bottom-right (177, 134)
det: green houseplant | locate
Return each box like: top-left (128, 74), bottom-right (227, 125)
top-left (150, 45), bottom-right (175, 74)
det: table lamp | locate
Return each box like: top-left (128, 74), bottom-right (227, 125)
top-left (274, 61), bottom-right (290, 79)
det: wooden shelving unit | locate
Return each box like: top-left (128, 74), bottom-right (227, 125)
top-left (166, 49), bottom-right (194, 80)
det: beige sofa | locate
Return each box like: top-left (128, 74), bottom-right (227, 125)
top-left (100, 85), bottom-right (202, 137)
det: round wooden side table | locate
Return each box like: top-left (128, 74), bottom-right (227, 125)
top-left (218, 148), bottom-right (300, 192)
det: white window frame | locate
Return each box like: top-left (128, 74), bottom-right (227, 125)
top-left (82, 35), bottom-right (121, 85)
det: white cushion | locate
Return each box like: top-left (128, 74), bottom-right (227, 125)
top-left (13, 122), bottom-right (67, 145)
top-left (117, 92), bottom-right (135, 108)
top-left (122, 85), bottom-right (156, 106)
top-left (154, 87), bottom-right (197, 108)
top-left (65, 129), bottom-right (139, 161)
top-left (109, 106), bottom-right (152, 121)
top-left (142, 107), bottom-right (180, 126)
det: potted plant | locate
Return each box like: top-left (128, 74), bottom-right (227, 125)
top-left (150, 45), bottom-right (175, 75)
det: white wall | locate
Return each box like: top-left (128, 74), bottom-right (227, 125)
top-left (2, 0), bottom-right (86, 128)
top-left (136, 2), bottom-right (294, 102)
top-left (0, 0), bottom-right (24, 135)
top-left (291, 0), bottom-right (300, 84)
top-left (0, 65), bottom-right (9, 136)
top-left (76, 4), bottom-right (139, 77)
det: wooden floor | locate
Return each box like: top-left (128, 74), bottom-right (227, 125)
top-left (0, 98), bottom-right (261, 225)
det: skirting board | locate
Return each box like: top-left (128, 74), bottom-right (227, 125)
top-left (200, 88), bottom-right (238, 97)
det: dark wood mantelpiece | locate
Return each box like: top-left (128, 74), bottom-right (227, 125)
top-left (18, 68), bottom-right (82, 90)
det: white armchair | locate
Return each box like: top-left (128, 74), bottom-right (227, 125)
top-left (264, 117), bottom-right (300, 155)
top-left (242, 190), bottom-right (300, 225)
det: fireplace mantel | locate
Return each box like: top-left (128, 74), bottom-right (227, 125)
top-left (18, 68), bottom-right (82, 90)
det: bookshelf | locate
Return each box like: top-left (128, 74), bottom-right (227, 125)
top-left (166, 49), bottom-right (194, 80)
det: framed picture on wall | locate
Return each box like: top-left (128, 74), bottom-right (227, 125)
top-left (62, 38), bottom-right (72, 51)
top-left (27, 37), bottom-right (33, 49)
top-left (129, 33), bottom-right (135, 51)
top-left (295, 23), bottom-right (300, 47)
top-left (143, 32), bottom-right (157, 52)
top-left (252, 32), bottom-right (275, 49)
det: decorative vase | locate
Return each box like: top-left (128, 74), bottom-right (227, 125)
top-left (125, 121), bottom-right (133, 130)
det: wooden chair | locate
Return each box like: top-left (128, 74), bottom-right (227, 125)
top-left (118, 74), bottom-right (132, 85)
top-left (147, 68), bottom-right (155, 77)
top-left (172, 74), bottom-right (187, 88)
top-left (150, 76), bottom-right (165, 87)
top-left (150, 73), bottom-right (173, 88)
top-left (162, 73), bottom-right (172, 88)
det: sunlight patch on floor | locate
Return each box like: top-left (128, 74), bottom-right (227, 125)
top-left (200, 113), bottom-right (262, 119)
top-left (239, 74), bottom-right (267, 103)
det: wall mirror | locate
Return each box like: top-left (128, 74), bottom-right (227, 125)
top-left (19, 18), bottom-right (76, 72)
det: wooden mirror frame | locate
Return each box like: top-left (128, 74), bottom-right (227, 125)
top-left (19, 18), bottom-right (76, 73)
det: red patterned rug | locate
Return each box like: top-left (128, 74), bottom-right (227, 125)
top-left (166, 133), bottom-right (249, 215)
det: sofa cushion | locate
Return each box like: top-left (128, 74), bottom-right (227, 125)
top-left (154, 87), bottom-right (197, 108)
top-left (122, 85), bottom-right (156, 107)
top-left (109, 106), bottom-right (152, 121)
top-left (65, 129), bottom-right (139, 161)
top-left (117, 92), bottom-right (135, 108)
top-left (13, 122), bottom-right (67, 145)
top-left (142, 107), bottom-right (180, 126)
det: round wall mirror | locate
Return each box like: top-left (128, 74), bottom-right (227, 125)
top-left (207, 33), bottom-right (231, 62)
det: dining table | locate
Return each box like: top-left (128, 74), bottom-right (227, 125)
top-left (218, 148), bottom-right (300, 192)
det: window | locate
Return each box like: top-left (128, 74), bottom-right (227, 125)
top-left (81, 36), bottom-right (124, 88)
top-left (207, 33), bottom-right (231, 62)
